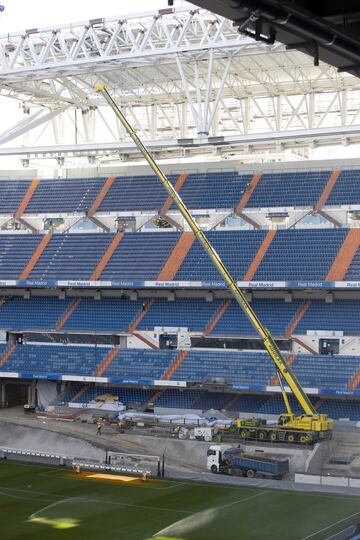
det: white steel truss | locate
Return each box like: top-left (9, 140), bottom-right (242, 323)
top-left (0, 7), bottom-right (359, 163)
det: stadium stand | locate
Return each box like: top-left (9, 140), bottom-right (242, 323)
top-left (1, 296), bottom-right (360, 338)
top-left (245, 170), bottom-right (331, 208)
top-left (0, 344), bottom-right (355, 390)
top-left (1, 170), bottom-right (359, 216)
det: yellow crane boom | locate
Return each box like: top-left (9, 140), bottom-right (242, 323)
top-left (95, 82), bottom-right (331, 430)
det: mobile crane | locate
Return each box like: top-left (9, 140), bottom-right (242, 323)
top-left (95, 83), bottom-right (334, 444)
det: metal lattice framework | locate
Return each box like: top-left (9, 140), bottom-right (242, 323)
top-left (0, 6), bottom-right (360, 163)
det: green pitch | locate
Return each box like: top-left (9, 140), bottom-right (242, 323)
top-left (0, 461), bottom-right (359, 540)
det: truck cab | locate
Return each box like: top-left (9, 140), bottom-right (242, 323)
top-left (206, 444), bottom-right (232, 473)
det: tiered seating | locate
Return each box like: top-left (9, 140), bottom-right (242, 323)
top-left (0, 179), bottom-right (31, 214)
top-left (0, 296), bottom-right (73, 331)
top-left (100, 232), bottom-right (180, 281)
top-left (0, 229), bottom-right (355, 282)
top-left (98, 175), bottom-right (173, 212)
top-left (0, 170), bottom-right (358, 215)
top-left (2, 344), bottom-right (109, 376)
top-left (326, 170), bottom-right (360, 206)
top-left (138, 298), bottom-right (223, 332)
top-left (0, 234), bottom-right (43, 279)
top-left (25, 178), bottom-right (105, 214)
top-left (169, 172), bottom-right (251, 210)
top-left (317, 399), bottom-right (360, 421)
top-left (175, 230), bottom-right (267, 281)
top-left (102, 349), bottom-right (177, 380)
top-left (78, 385), bottom-right (153, 405)
top-left (257, 394), bottom-right (305, 415)
top-left (29, 233), bottom-right (113, 280)
top-left (345, 247), bottom-right (360, 280)
top-left (226, 393), bottom-right (270, 413)
top-left (296, 300), bottom-right (360, 335)
top-left (254, 229), bottom-right (348, 281)
top-left (292, 354), bottom-right (360, 390)
top-left (62, 297), bottom-right (143, 333)
top-left (245, 171), bottom-right (330, 208)
top-left (175, 350), bottom-right (276, 387)
top-left (211, 299), bottom-right (302, 336)
top-left (1, 344), bottom-right (359, 393)
top-left (155, 389), bottom-right (207, 409)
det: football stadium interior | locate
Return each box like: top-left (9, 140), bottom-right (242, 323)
top-left (1, 1), bottom-right (360, 539)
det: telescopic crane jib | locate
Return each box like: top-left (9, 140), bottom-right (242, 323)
top-left (95, 82), bottom-right (334, 444)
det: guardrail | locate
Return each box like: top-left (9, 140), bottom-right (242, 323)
top-left (295, 472), bottom-right (360, 488)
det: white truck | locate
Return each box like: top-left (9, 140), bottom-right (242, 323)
top-left (207, 444), bottom-right (289, 479)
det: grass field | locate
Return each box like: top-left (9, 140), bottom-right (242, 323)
top-left (0, 461), bottom-right (359, 540)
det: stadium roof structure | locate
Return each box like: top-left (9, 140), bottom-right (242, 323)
top-left (0, 6), bottom-right (360, 164)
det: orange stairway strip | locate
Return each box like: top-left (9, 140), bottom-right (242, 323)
top-left (87, 175), bottom-right (116, 217)
top-left (347, 368), bottom-right (360, 391)
top-left (147, 389), bottom-right (164, 405)
top-left (292, 336), bottom-right (318, 355)
top-left (89, 232), bottom-right (123, 280)
top-left (70, 385), bottom-right (88, 403)
top-left (0, 343), bottom-right (15, 368)
top-left (325, 228), bottom-right (360, 281)
top-left (270, 354), bottom-right (296, 385)
top-left (314, 170), bottom-right (340, 212)
top-left (157, 231), bottom-right (195, 281)
top-left (14, 178), bottom-right (40, 219)
top-left (163, 350), bottom-right (189, 381)
top-left (95, 346), bottom-right (120, 377)
top-left (235, 173), bottom-right (262, 214)
top-left (285, 300), bottom-right (311, 338)
top-left (160, 172), bottom-right (188, 216)
top-left (243, 229), bottom-right (276, 281)
top-left (203, 299), bottom-right (231, 336)
top-left (222, 394), bottom-right (240, 411)
top-left (19, 233), bottom-right (52, 280)
top-left (55, 298), bottom-right (81, 332)
top-left (132, 332), bottom-right (159, 349)
top-left (128, 299), bottom-right (155, 334)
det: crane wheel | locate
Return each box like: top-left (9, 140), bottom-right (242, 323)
top-left (270, 432), bottom-right (277, 442)
top-left (246, 469), bottom-right (255, 478)
top-left (240, 429), bottom-right (248, 439)
top-left (299, 434), bottom-right (309, 444)
top-left (286, 433), bottom-right (295, 443)
top-left (258, 431), bottom-right (266, 441)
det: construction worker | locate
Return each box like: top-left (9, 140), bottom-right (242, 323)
top-left (96, 421), bottom-right (102, 436)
